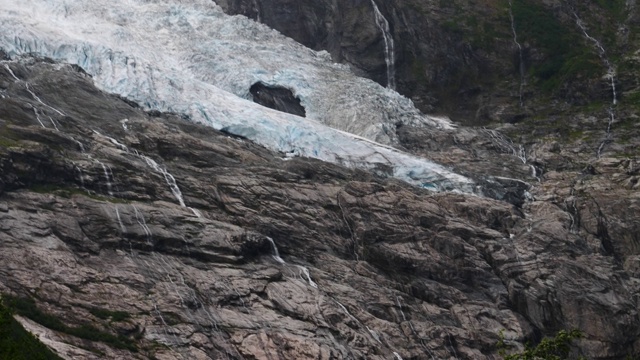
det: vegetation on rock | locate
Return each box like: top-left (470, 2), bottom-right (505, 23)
top-left (0, 296), bottom-right (63, 360)
top-left (498, 329), bottom-right (584, 360)
top-left (3, 295), bottom-right (138, 352)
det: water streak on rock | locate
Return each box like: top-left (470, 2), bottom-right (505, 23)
top-left (370, 0), bottom-right (395, 90)
top-left (573, 11), bottom-right (617, 158)
top-left (508, 0), bottom-right (525, 107)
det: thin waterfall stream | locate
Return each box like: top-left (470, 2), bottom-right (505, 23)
top-left (114, 203), bottom-right (236, 357)
top-left (266, 236), bottom-right (286, 264)
top-left (3, 62), bottom-right (67, 128)
top-left (92, 130), bottom-right (201, 216)
top-left (508, 0), bottom-right (525, 107)
top-left (573, 11), bottom-right (617, 158)
top-left (370, 0), bottom-right (396, 90)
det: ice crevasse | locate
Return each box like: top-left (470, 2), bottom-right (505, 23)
top-left (0, 0), bottom-right (476, 193)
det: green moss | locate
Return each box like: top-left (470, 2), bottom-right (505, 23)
top-left (89, 308), bottom-right (131, 322)
top-left (623, 91), bottom-right (640, 109)
top-left (410, 58), bottom-right (427, 83)
top-left (3, 296), bottom-right (69, 332)
top-left (617, 115), bottom-right (639, 131)
top-left (0, 125), bottom-right (22, 148)
top-left (592, 0), bottom-right (626, 20)
top-left (567, 129), bottom-right (586, 141)
top-left (3, 295), bottom-right (138, 352)
top-left (560, 52), bottom-right (602, 78)
top-left (582, 100), bottom-right (607, 113)
top-left (442, 19), bottom-right (464, 34)
top-left (0, 137), bottom-right (18, 148)
top-left (160, 313), bottom-right (181, 326)
top-left (498, 329), bottom-right (584, 360)
top-left (0, 298), bottom-right (63, 360)
top-left (513, 0), bottom-right (600, 92)
top-left (441, 11), bottom-right (509, 52)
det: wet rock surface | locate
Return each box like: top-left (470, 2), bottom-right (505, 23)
top-left (1, 59), bottom-right (639, 359)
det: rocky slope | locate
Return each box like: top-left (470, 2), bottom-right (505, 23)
top-left (0, 50), bottom-right (639, 360)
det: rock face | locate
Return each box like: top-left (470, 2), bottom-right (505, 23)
top-left (216, 0), bottom-right (640, 126)
top-left (1, 56), bottom-right (639, 359)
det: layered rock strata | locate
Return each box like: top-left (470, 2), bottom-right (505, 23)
top-left (0, 59), bottom-right (639, 359)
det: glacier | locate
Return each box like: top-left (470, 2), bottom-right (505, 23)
top-left (0, 0), bottom-right (476, 193)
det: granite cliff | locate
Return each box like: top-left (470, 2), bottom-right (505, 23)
top-left (1, 0), bottom-right (640, 359)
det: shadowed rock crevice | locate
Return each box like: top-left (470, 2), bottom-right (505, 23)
top-left (249, 82), bottom-right (306, 117)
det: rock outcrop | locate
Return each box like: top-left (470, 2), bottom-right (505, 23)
top-left (1, 55), bottom-right (639, 359)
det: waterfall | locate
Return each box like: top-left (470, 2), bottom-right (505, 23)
top-left (65, 129), bottom-right (213, 352)
top-left (141, 155), bottom-right (187, 207)
top-left (509, 233), bottom-right (523, 265)
top-left (32, 107), bottom-right (46, 128)
top-left (370, 0), bottom-right (396, 90)
top-left (395, 296), bottom-right (436, 359)
top-left (266, 237), bottom-right (285, 264)
top-left (366, 326), bottom-right (382, 343)
top-left (564, 199), bottom-right (580, 234)
top-left (188, 207), bottom-right (202, 218)
top-left (25, 83), bottom-right (66, 116)
top-left (266, 239), bottom-right (318, 291)
top-left (529, 164), bottom-right (540, 182)
top-left (484, 128), bottom-right (527, 164)
top-left (4, 63), bottom-right (66, 129)
top-left (3, 63), bottom-right (19, 81)
top-left (92, 131), bottom-right (196, 211)
top-left (47, 115), bottom-right (59, 130)
top-left (573, 12), bottom-right (617, 158)
top-left (133, 205), bottom-right (152, 244)
top-left (333, 297), bottom-right (390, 351)
top-left (296, 265), bottom-right (318, 288)
top-left (395, 296), bottom-right (407, 321)
top-left (114, 206), bottom-right (126, 233)
top-left (252, 0), bottom-right (261, 23)
top-left (115, 202), bottom-right (228, 354)
top-left (508, 0), bottom-right (525, 107)
top-left (73, 139), bottom-right (85, 153)
top-left (152, 300), bottom-right (182, 347)
top-left (96, 160), bottom-right (113, 196)
top-left (574, 15), bottom-right (617, 104)
top-left (74, 164), bottom-right (85, 188)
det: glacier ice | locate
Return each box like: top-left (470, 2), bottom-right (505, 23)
top-left (0, 0), bottom-right (476, 193)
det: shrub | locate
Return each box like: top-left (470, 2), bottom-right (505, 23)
top-left (497, 329), bottom-right (584, 360)
top-left (0, 297), bottom-right (63, 360)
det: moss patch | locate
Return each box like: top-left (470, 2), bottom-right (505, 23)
top-left (0, 124), bottom-right (22, 148)
top-left (3, 295), bottom-right (138, 352)
top-left (512, 0), bottom-right (601, 92)
top-left (88, 307), bottom-right (131, 322)
top-left (0, 298), bottom-right (63, 360)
